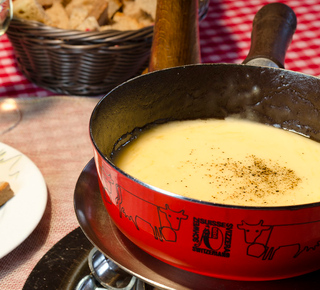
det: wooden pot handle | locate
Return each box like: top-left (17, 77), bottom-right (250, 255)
top-left (148, 0), bottom-right (201, 72)
top-left (243, 3), bottom-right (297, 68)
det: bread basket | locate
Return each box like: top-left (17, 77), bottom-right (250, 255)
top-left (6, 17), bottom-right (153, 96)
top-left (6, 1), bottom-right (209, 96)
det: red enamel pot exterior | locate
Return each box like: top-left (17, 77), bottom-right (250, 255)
top-left (90, 64), bottom-right (320, 281)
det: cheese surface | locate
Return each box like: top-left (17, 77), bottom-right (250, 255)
top-left (114, 118), bottom-right (320, 206)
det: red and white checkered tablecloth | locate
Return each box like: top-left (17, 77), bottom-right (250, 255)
top-left (0, 35), bottom-right (57, 98)
top-left (1, 0), bottom-right (320, 98)
top-left (199, 0), bottom-right (320, 74)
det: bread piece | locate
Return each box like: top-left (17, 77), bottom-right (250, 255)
top-left (107, 0), bottom-right (122, 19)
top-left (61, 0), bottom-right (72, 6)
top-left (76, 16), bottom-right (99, 31)
top-left (13, 0), bottom-right (53, 25)
top-left (45, 2), bottom-right (70, 29)
top-left (0, 182), bottom-right (14, 207)
top-left (122, 1), bottom-right (142, 19)
top-left (136, 0), bottom-right (157, 20)
top-left (65, 0), bottom-right (92, 16)
top-left (68, 6), bottom-right (88, 29)
top-left (136, 13), bottom-right (154, 27)
top-left (87, 0), bottom-right (109, 26)
top-left (37, 0), bottom-right (61, 7)
top-left (122, 1), bottom-right (153, 27)
top-left (100, 11), bottom-right (144, 31)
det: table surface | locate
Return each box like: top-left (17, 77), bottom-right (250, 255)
top-left (1, 0), bottom-right (320, 289)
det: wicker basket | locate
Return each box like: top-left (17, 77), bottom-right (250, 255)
top-left (6, 18), bottom-right (153, 96)
top-left (6, 1), bottom-right (208, 96)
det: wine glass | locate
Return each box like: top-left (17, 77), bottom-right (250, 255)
top-left (0, 99), bottom-right (21, 135)
top-left (0, 1), bottom-right (20, 135)
top-left (0, 0), bottom-right (12, 36)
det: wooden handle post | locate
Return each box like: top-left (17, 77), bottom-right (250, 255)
top-left (148, 0), bottom-right (200, 72)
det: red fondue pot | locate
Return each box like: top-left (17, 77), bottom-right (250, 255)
top-left (89, 2), bottom-right (320, 281)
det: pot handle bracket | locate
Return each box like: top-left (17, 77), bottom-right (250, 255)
top-left (243, 3), bottom-right (297, 69)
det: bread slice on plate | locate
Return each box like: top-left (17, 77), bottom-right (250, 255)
top-left (0, 182), bottom-right (14, 207)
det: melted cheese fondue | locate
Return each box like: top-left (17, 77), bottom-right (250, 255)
top-left (113, 118), bottom-right (320, 206)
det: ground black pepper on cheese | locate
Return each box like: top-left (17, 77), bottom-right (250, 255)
top-left (191, 154), bottom-right (300, 203)
top-left (114, 118), bottom-right (320, 206)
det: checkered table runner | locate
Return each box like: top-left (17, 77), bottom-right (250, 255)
top-left (1, 0), bottom-right (320, 98)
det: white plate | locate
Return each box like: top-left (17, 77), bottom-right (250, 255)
top-left (0, 142), bottom-right (47, 258)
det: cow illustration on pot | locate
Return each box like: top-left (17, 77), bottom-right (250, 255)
top-left (116, 185), bottom-right (188, 242)
top-left (237, 220), bottom-right (320, 260)
top-left (98, 164), bottom-right (115, 205)
top-left (98, 164), bottom-right (188, 242)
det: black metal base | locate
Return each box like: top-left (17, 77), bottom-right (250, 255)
top-left (23, 227), bottom-right (93, 290)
